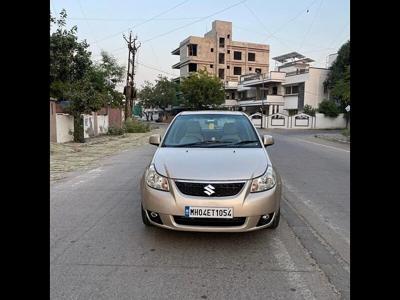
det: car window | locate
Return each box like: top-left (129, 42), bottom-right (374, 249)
top-left (162, 114), bottom-right (261, 148)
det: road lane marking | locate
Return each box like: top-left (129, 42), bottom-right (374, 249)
top-left (283, 180), bottom-right (350, 246)
top-left (271, 236), bottom-right (316, 300)
top-left (294, 139), bottom-right (350, 153)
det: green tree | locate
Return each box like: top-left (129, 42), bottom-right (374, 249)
top-left (138, 81), bottom-right (155, 121)
top-left (180, 69), bottom-right (225, 110)
top-left (325, 40), bottom-right (350, 107)
top-left (318, 100), bottom-right (340, 118)
top-left (138, 75), bottom-right (179, 121)
top-left (303, 104), bottom-right (316, 116)
top-left (331, 65), bottom-right (350, 107)
top-left (152, 75), bottom-right (179, 110)
top-left (50, 9), bottom-right (92, 99)
top-left (50, 10), bottom-right (125, 142)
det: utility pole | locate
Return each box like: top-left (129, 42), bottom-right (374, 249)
top-left (123, 32), bottom-right (141, 120)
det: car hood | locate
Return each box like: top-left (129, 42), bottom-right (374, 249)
top-left (152, 148), bottom-right (270, 181)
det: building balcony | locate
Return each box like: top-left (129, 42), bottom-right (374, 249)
top-left (239, 71), bottom-right (286, 87)
top-left (223, 99), bottom-right (238, 107)
top-left (285, 69), bottom-right (309, 77)
top-left (238, 95), bottom-right (284, 107)
top-left (171, 47), bottom-right (180, 55)
top-left (224, 81), bottom-right (238, 90)
top-left (172, 62), bottom-right (183, 69)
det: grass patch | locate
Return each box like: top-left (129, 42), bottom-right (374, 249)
top-left (342, 128), bottom-right (350, 137)
top-left (123, 118), bottom-right (150, 133)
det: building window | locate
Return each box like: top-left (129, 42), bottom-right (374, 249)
top-left (299, 69), bottom-right (305, 74)
top-left (210, 64), bottom-right (213, 68)
top-left (249, 67), bottom-right (252, 71)
top-left (219, 53), bottom-right (225, 64)
top-left (219, 37), bottom-right (225, 48)
top-left (285, 85), bottom-right (299, 94)
top-left (211, 48), bottom-right (214, 52)
top-left (234, 51), bottom-right (242, 60)
top-left (234, 67), bottom-right (242, 75)
top-left (187, 44), bottom-right (197, 56)
top-left (188, 63), bottom-right (197, 72)
top-left (255, 68), bottom-right (261, 73)
top-left (227, 34), bottom-right (230, 39)
top-left (227, 65), bottom-right (230, 69)
top-left (248, 52), bottom-right (255, 61)
top-left (218, 69), bottom-right (225, 79)
top-left (272, 86), bottom-right (278, 95)
top-left (227, 49), bottom-right (230, 54)
top-left (231, 92), bottom-right (235, 99)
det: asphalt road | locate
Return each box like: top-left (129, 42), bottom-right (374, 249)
top-left (50, 127), bottom-right (349, 300)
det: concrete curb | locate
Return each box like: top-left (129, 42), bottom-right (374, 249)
top-left (314, 135), bottom-right (350, 145)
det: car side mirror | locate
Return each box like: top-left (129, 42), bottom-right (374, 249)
top-left (263, 135), bottom-right (274, 146)
top-left (149, 134), bottom-right (161, 146)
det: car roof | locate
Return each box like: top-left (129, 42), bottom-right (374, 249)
top-left (178, 110), bottom-right (245, 116)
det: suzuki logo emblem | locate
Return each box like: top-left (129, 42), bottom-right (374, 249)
top-left (204, 184), bottom-right (215, 196)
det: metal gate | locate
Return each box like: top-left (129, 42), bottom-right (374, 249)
top-left (249, 112), bottom-right (263, 128)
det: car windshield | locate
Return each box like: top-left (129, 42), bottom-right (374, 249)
top-left (162, 114), bottom-right (261, 148)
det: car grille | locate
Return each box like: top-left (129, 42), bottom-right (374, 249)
top-left (174, 181), bottom-right (245, 197)
top-left (173, 216), bottom-right (246, 227)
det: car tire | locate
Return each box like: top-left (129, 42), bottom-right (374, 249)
top-left (268, 208), bottom-right (280, 229)
top-left (141, 204), bottom-right (152, 226)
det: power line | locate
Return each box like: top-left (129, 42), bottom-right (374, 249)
top-left (69, 17), bottom-right (205, 22)
top-left (77, 0), bottom-right (100, 52)
top-left (328, 21), bottom-right (350, 49)
top-left (93, 0), bottom-right (248, 59)
top-left (142, 0), bottom-right (247, 43)
top-left (242, 2), bottom-right (293, 52)
top-left (137, 62), bottom-right (178, 77)
top-left (93, 0), bottom-right (190, 45)
top-left (298, 0), bottom-right (324, 51)
top-left (263, 0), bottom-right (320, 42)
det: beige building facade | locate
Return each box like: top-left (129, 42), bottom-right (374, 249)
top-left (172, 20), bottom-right (270, 86)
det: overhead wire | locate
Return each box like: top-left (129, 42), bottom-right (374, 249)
top-left (93, 0), bottom-right (191, 45)
top-left (298, 0), bottom-right (324, 51)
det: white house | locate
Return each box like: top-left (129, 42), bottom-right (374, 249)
top-left (232, 52), bottom-right (329, 115)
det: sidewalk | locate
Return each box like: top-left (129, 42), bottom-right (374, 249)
top-left (50, 127), bottom-right (163, 181)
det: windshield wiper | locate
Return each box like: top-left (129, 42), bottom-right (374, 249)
top-left (228, 140), bottom-right (259, 146)
top-left (171, 141), bottom-right (230, 148)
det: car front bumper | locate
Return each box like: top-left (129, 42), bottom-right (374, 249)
top-left (140, 176), bottom-right (281, 232)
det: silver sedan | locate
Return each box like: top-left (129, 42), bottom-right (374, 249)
top-left (140, 111), bottom-right (281, 232)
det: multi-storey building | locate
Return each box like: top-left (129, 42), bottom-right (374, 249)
top-left (171, 20), bottom-right (270, 105)
top-left (237, 52), bottom-right (329, 115)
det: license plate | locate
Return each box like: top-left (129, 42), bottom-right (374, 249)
top-left (184, 206), bottom-right (233, 219)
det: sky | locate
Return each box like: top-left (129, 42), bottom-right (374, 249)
top-left (50, 0), bottom-right (350, 90)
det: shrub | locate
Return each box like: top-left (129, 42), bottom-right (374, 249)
top-left (107, 126), bottom-right (125, 135)
top-left (123, 118), bottom-right (150, 133)
top-left (303, 104), bottom-right (316, 116)
top-left (318, 100), bottom-right (340, 118)
top-left (342, 128), bottom-right (350, 137)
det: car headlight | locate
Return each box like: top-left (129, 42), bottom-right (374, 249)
top-left (145, 164), bottom-right (169, 191)
top-left (250, 166), bottom-right (276, 193)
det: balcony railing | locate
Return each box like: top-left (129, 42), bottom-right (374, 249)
top-left (285, 69), bottom-right (309, 77)
top-left (239, 71), bottom-right (286, 84)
